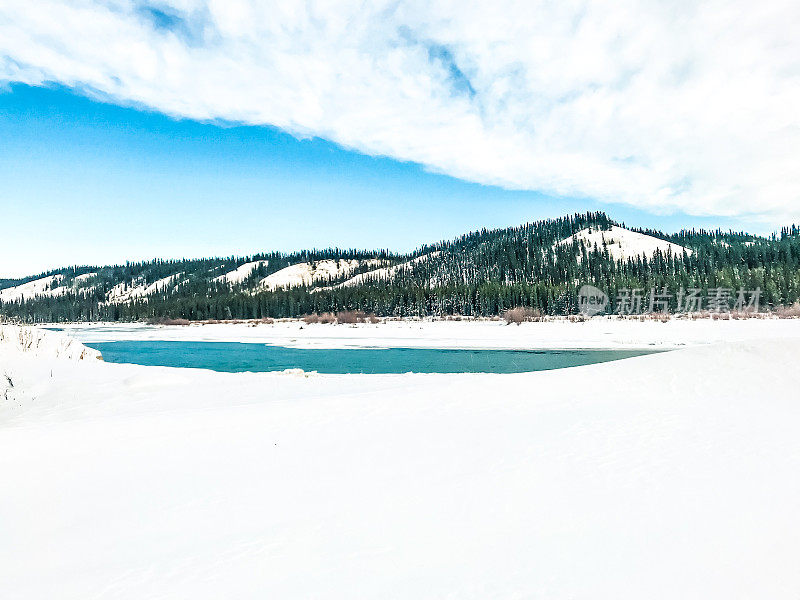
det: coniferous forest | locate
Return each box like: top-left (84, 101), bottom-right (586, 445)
top-left (3, 212), bottom-right (800, 323)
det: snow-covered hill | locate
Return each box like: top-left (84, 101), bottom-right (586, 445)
top-left (0, 272), bottom-right (97, 303)
top-left (558, 225), bottom-right (692, 260)
top-left (213, 260), bottom-right (269, 285)
top-left (258, 259), bottom-right (387, 291)
top-left (322, 253), bottom-right (440, 289)
top-left (0, 275), bottom-right (65, 302)
top-left (106, 273), bottom-right (184, 304)
top-left (0, 272), bottom-right (190, 306)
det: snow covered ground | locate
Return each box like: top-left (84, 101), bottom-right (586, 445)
top-left (56, 315), bottom-right (800, 350)
top-left (1, 322), bottom-right (799, 599)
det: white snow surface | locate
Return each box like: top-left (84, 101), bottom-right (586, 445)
top-left (213, 260), bottom-right (269, 284)
top-left (0, 275), bottom-right (66, 302)
top-left (0, 272), bottom-right (184, 305)
top-left (106, 273), bottom-right (183, 304)
top-left (558, 225), bottom-right (692, 260)
top-left (58, 316), bottom-right (800, 350)
top-left (329, 253), bottom-right (439, 288)
top-left (0, 272), bottom-right (101, 302)
top-left (1, 322), bottom-right (799, 599)
top-left (0, 275), bottom-right (63, 302)
top-left (0, 325), bottom-right (102, 361)
top-left (258, 259), bottom-right (385, 290)
top-left (73, 272), bottom-right (97, 283)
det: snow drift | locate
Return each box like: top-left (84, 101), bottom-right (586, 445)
top-left (0, 325), bottom-right (101, 362)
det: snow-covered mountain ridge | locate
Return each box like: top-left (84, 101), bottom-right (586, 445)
top-left (2, 211), bottom-right (794, 322)
top-left (558, 225), bottom-right (692, 260)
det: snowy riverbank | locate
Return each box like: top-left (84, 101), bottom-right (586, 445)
top-left (52, 315), bottom-right (800, 350)
top-left (1, 324), bottom-right (799, 598)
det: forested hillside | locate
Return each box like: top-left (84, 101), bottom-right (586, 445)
top-left (3, 212), bottom-right (799, 322)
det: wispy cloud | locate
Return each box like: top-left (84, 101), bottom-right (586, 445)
top-left (1, 0), bottom-right (798, 223)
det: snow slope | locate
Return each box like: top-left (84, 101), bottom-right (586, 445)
top-left (0, 272), bottom-right (100, 303)
top-left (1, 324), bottom-right (799, 599)
top-left (558, 225), bottom-right (692, 260)
top-left (327, 253), bottom-right (439, 288)
top-left (258, 259), bottom-right (385, 290)
top-left (0, 275), bottom-right (65, 302)
top-left (213, 260), bottom-right (269, 285)
top-left (106, 273), bottom-right (183, 304)
top-left (260, 255), bottom-right (436, 292)
top-left (73, 272), bottom-right (97, 283)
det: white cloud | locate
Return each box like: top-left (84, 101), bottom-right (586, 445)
top-left (1, 0), bottom-right (798, 223)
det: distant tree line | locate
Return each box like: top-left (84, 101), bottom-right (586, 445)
top-left (3, 212), bottom-right (800, 322)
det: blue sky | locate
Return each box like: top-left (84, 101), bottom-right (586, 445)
top-left (1, 84), bottom-right (759, 278)
top-left (2, 2), bottom-right (797, 277)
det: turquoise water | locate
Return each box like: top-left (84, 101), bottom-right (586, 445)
top-left (85, 341), bottom-right (659, 374)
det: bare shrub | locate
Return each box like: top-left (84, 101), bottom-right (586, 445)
top-left (250, 318), bottom-right (274, 327)
top-left (368, 315), bottom-right (380, 324)
top-left (775, 303), bottom-right (800, 318)
top-left (336, 310), bottom-right (368, 324)
top-left (503, 306), bottom-right (542, 325)
top-left (303, 312), bottom-right (338, 324)
top-left (730, 309), bottom-right (764, 319)
top-left (640, 312), bottom-right (670, 323)
top-left (146, 316), bottom-right (191, 326)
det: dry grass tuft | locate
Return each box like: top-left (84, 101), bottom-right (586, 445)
top-left (303, 311), bottom-right (380, 324)
top-left (303, 312), bottom-right (337, 324)
top-left (146, 316), bottom-right (191, 326)
top-left (335, 310), bottom-right (365, 324)
top-left (503, 306), bottom-right (543, 325)
top-left (775, 303), bottom-right (800, 318)
top-left (336, 310), bottom-right (376, 324)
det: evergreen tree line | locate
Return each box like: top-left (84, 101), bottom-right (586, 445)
top-left (3, 212), bottom-right (800, 322)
